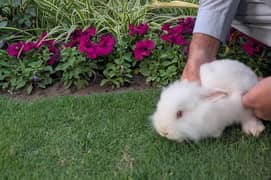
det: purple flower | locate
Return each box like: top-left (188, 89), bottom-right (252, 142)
top-left (32, 74), bottom-right (39, 82)
top-left (134, 39), bottom-right (155, 60)
top-left (95, 34), bottom-right (115, 56)
top-left (129, 23), bottom-right (149, 36)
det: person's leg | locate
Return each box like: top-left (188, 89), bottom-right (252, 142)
top-left (182, 0), bottom-right (241, 81)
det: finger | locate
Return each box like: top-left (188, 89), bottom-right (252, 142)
top-left (254, 110), bottom-right (268, 121)
top-left (258, 77), bottom-right (263, 81)
top-left (241, 93), bottom-right (256, 109)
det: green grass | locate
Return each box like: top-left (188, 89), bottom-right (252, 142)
top-left (0, 90), bottom-right (271, 179)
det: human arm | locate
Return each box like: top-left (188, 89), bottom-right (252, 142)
top-left (181, 0), bottom-right (241, 81)
top-left (242, 77), bottom-right (271, 121)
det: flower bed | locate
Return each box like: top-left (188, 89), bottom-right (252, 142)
top-left (1, 16), bottom-right (271, 95)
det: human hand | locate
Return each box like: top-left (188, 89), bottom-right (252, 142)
top-left (242, 77), bottom-right (271, 121)
top-left (181, 60), bottom-right (201, 82)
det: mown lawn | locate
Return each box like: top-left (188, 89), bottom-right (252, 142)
top-left (0, 90), bottom-right (271, 179)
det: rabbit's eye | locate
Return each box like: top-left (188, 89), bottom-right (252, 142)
top-left (176, 111), bottom-right (183, 119)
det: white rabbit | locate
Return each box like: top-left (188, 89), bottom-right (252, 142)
top-left (151, 59), bottom-right (265, 142)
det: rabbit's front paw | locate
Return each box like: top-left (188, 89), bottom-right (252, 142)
top-left (242, 118), bottom-right (265, 137)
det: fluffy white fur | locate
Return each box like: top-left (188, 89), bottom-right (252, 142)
top-left (151, 59), bottom-right (265, 142)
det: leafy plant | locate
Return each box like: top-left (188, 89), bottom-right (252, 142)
top-left (55, 47), bottom-right (97, 89)
top-left (0, 49), bottom-right (15, 89)
top-left (0, 49), bottom-right (54, 94)
top-left (218, 28), bottom-right (271, 77)
top-left (101, 39), bottom-right (135, 88)
top-left (139, 43), bottom-right (186, 86)
top-left (0, 0), bottom-right (37, 45)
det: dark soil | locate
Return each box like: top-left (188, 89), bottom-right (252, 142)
top-left (0, 75), bottom-right (156, 101)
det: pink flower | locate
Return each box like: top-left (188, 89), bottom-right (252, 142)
top-left (79, 35), bottom-right (93, 53)
top-left (95, 34), bottom-right (115, 56)
top-left (35, 32), bottom-right (48, 49)
top-left (134, 39), bottom-right (155, 60)
top-left (242, 38), bottom-right (264, 57)
top-left (45, 40), bottom-right (61, 65)
top-left (7, 42), bottom-right (24, 57)
top-left (170, 24), bottom-right (183, 34)
top-left (129, 23), bottom-right (149, 36)
top-left (242, 42), bottom-right (254, 56)
top-left (85, 45), bottom-right (98, 59)
top-left (77, 27), bottom-right (96, 53)
top-left (48, 51), bottom-right (60, 65)
top-left (161, 33), bottom-right (187, 45)
top-left (178, 17), bottom-right (195, 34)
top-left (78, 32), bottom-right (116, 59)
top-left (23, 42), bottom-right (35, 53)
top-left (66, 29), bottom-right (83, 48)
top-left (161, 23), bottom-right (171, 31)
top-left (160, 23), bottom-right (188, 45)
top-left (7, 41), bottom-right (35, 57)
top-left (83, 27), bottom-right (96, 37)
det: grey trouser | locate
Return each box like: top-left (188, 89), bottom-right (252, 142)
top-left (193, 0), bottom-right (271, 46)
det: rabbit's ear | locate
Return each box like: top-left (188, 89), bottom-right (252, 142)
top-left (201, 88), bottom-right (228, 102)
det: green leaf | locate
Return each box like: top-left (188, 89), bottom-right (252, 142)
top-left (100, 79), bottom-right (110, 86)
top-left (16, 80), bottom-right (26, 90)
top-left (26, 84), bottom-right (33, 95)
top-left (162, 60), bottom-right (174, 67)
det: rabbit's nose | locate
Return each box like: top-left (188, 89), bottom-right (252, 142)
top-left (160, 130), bottom-right (168, 137)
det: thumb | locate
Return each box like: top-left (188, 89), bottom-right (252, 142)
top-left (241, 93), bottom-right (255, 109)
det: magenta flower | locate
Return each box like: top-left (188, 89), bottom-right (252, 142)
top-left (160, 23), bottom-right (188, 45)
top-left (7, 42), bottom-right (23, 57)
top-left (77, 27), bottom-right (97, 53)
top-left (178, 17), bottom-right (195, 34)
top-left (48, 49), bottom-right (60, 65)
top-left (83, 27), bottom-right (96, 37)
top-left (35, 32), bottom-right (48, 49)
top-left (161, 33), bottom-right (187, 45)
top-left (161, 23), bottom-right (171, 31)
top-left (7, 41), bottom-right (35, 57)
top-left (85, 45), bottom-right (98, 59)
top-left (46, 40), bottom-right (61, 65)
top-left (134, 39), bottom-right (155, 60)
top-left (242, 42), bottom-right (254, 56)
top-left (65, 29), bottom-right (83, 48)
top-left (79, 35), bottom-right (93, 53)
top-left (242, 38), bottom-right (263, 57)
top-left (23, 42), bottom-right (35, 53)
top-left (77, 30), bottom-right (115, 59)
top-left (95, 34), bottom-right (115, 56)
top-left (129, 23), bottom-right (149, 36)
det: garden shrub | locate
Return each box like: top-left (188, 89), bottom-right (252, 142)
top-left (0, 0), bottom-right (270, 94)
